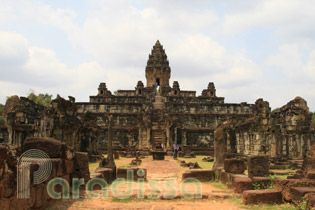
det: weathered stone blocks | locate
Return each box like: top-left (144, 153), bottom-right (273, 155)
top-left (95, 167), bottom-right (114, 183)
top-left (224, 159), bottom-right (246, 174)
top-left (234, 177), bottom-right (253, 193)
top-left (290, 187), bottom-right (315, 205)
top-left (243, 190), bottom-right (283, 205)
top-left (248, 155), bottom-right (269, 178)
top-left (23, 137), bottom-right (68, 159)
top-left (182, 169), bottom-right (215, 182)
top-left (72, 152), bottom-right (90, 182)
top-left (117, 167), bottom-right (147, 181)
top-left (274, 179), bottom-right (315, 201)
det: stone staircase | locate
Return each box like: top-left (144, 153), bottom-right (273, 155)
top-left (151, 94), bottom-right (165, 149)
top-left (152, 130), bottom-right (163, 149)
top-left (153, 94), bottom-right (164, 110)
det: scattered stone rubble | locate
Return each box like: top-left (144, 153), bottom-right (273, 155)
top-left (0, 138), bottom-right (89, 209)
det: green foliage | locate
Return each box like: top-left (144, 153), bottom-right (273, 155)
top-left (27, 90), bottom-right (52, 107)
top-left (312, 112), bottom-right (315, 128)
top-left (296, 196), bottom-right (308, 210)
top-left (267, 174), bottom-right (277, 189)
top-left (253, 182), bottom-right (261, 190)
top-left (272, 108), bottom-right (280, 113)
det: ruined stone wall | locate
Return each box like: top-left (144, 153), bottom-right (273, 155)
top-left (270, 97), bottom-right (313, 158)
top-left (33, 95), bottom-right (81, 151)
top-left (3, 96), bottom-right (45, 147)
top-left (234, 97), bottom-right (313, 158)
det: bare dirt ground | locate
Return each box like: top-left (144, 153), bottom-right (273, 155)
top-left (48, 156), bottom-right (245, 210)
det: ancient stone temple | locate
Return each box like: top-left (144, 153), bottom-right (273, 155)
top-left (1, 40), bottom-right (314, 158)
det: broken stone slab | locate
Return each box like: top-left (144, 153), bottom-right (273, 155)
top-left (182, 169), bottom-right (215, 182)
top-left (224, 159), bottom-right (246, 174)
top-left (117, 167), bottom-right (147, 181)
top-left (290, 187), bottom-right (315, 205)
top-left (248, 155), bottom-right (270, 178)
top-left (273, 178), bottom-right (315, 202)
top-left (234, 177), bottom-right (253, 193)
top-left (243, 190), bottom-right (283, 205)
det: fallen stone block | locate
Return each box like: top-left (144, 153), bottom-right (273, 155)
top-left (224, 159), bottom-right (246, 174)
top-left (274, 178), bottom-right (315, 201)
top-left (290, 187), bottom-right (315, 205)
top-left (72, 152), bottom-right (90, 182)
top-left (243, 190), bottom-right (283, 205)
top-left (248, 155), bottom-right (269, 178)
top-left (231, 174), bottom-right (248, 188)
top-left (234, 177), bottom-right (253, 193)
top-left (182, 169), bottom-right (215, 182)
top-left (95, 167), bottom-right (113, 183)
top-left (117, 167), bottom-right (147, 181)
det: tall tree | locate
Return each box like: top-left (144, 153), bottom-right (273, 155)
top-left (27, 90), bottom-right (52, 107)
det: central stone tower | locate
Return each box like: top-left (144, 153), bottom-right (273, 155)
top-left (145, 40), bottom-right (171, 87)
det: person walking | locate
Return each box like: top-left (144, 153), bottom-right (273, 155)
top-left (156, 82), bottom-right (160, 93)
top-left (173, 143), bottom-right (179, 160)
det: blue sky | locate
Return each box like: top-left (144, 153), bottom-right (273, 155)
top-left (0, 0), bottom-right (314, 110)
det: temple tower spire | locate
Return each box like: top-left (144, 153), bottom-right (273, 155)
top-left (145, 40), bottom-right (171, 87)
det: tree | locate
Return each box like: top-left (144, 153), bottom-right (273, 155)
top-left (27, 90), bottom-right (52, 107)
top-left (271, 107), bottom-right (280, 113)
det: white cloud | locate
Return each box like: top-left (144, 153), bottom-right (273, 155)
top-left (0, 0), bottom-right (314, 110)
top-left (0, 31), bottom-right (106, 102)
top-left (220, 0), bottom-right (315, 43)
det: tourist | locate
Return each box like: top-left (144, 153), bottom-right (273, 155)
top-left (173, 143), bottom-right (179, 159)
top-left (156, 82), bottom-right (160, 93)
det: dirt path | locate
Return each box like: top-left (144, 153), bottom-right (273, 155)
top-left (48, 156), bottom-right (245, 210)
top-left (142, 156), bottom-right (181, 180)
